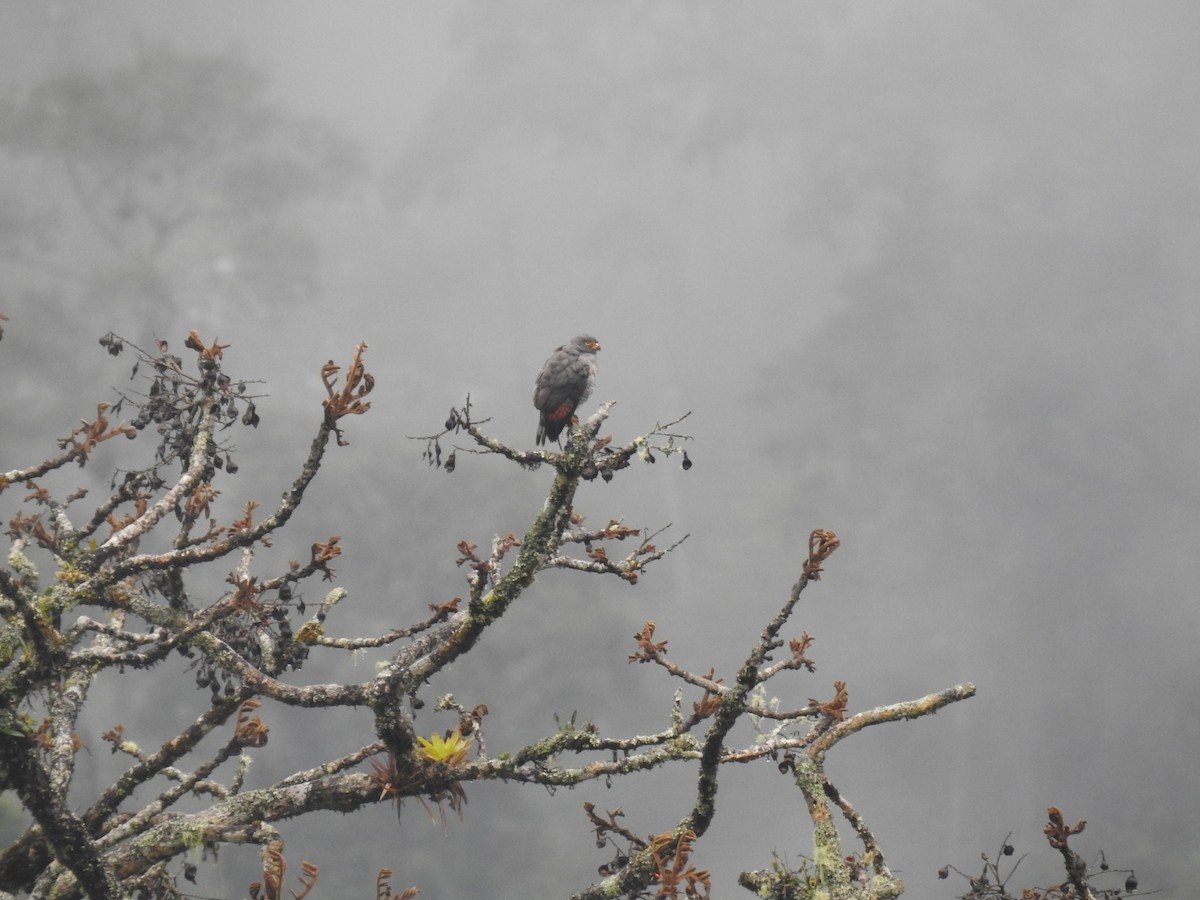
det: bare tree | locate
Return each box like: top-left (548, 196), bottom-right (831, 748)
top-left (1, 328), bottom-right (977, 900)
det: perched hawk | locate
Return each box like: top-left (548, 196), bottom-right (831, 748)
top-left (533, 335), bottom-right (601, 445)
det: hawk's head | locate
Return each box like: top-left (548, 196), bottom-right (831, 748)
top-left (573, 335), bottom-right (601, 354)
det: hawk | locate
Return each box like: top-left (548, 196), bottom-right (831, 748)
top-left (533, 335), bottom-right (600, 445)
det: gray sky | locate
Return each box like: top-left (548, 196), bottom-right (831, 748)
top-left (1, 3), bottom-right (1197, 897)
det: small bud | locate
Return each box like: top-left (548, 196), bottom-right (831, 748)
top-left (1125, 874), bottom-right (1137, 892)
top-left (681, 451), bottom-right (692, 470)
top-left (1002, 843), bottom-right (1014, 856)
top-left (937, 867), bottom-right (949, 880)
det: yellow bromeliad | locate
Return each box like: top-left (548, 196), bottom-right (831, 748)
top-left (416, 728), bottom-right (471, 767)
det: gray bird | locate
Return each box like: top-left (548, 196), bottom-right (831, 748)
top-left (533, 335), bottom-right (601, 445)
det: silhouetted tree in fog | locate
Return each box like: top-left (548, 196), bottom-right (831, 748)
top-left (0, 45), bottom-right (363, 327)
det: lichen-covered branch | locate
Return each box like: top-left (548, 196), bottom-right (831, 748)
top-left (2, 329), bottom-right (975, 900)
top-left (0, 334), bottom-right (701, 898)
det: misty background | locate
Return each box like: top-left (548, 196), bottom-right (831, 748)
top-left (1, 3), bottom-right (1197, 897)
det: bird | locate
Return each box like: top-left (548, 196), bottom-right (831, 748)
top-left (533, 335), bottom-right (601, 445)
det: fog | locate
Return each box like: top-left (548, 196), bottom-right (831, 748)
top-left (1, 3), bottom-right (1197, 897)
